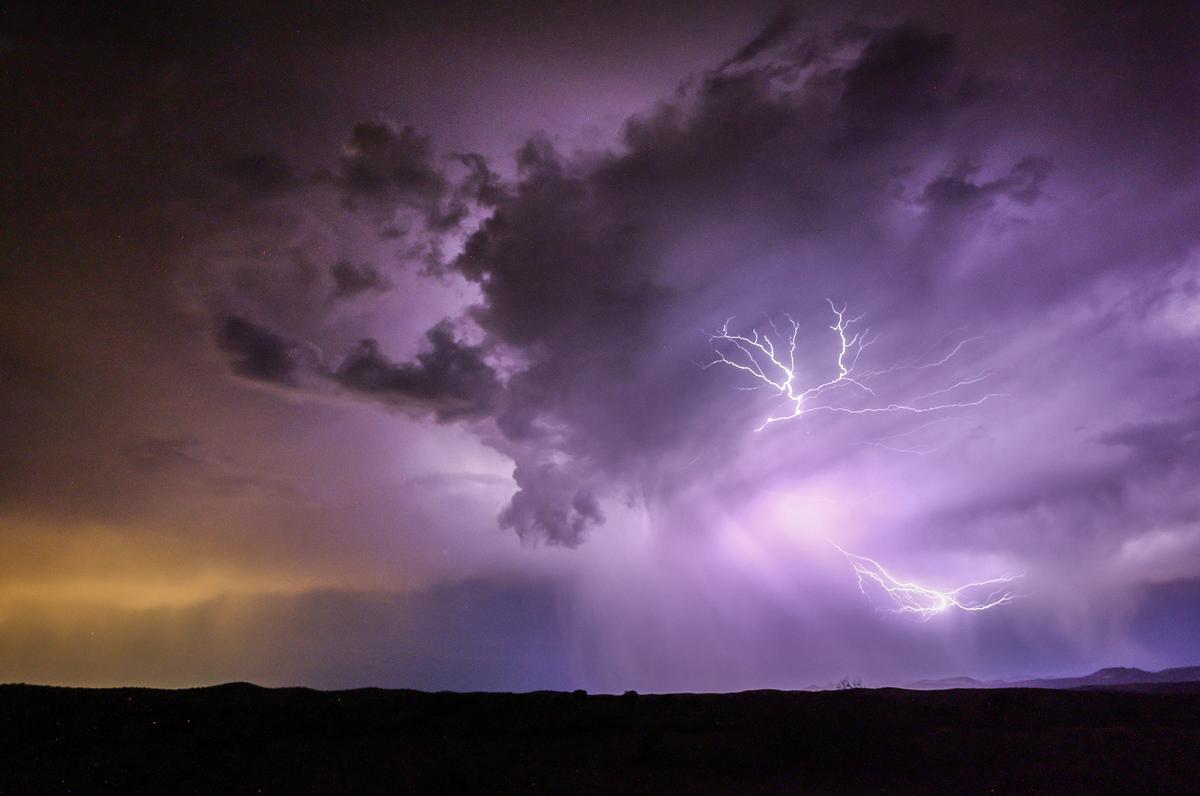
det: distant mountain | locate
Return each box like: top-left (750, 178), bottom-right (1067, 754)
top-left (905, 665), bottom-right (1200, 691)
top-left (1009, 666), bottom-right (1200, 690)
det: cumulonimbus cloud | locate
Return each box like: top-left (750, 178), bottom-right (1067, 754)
top-left (210, 10), bottom-right (1200, 562)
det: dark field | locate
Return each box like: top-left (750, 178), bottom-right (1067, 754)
top-left (3, 683), bottom-right (1199, 794)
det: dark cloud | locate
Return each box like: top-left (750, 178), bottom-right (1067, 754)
top-left (444, 22), bottom-right (994, 542)
top-left (452, 152), bottom-right (508, 207)
top-left (838, 26), bottom-right (963, 144)
top-left (451, 133), bottom-right (686, 540)
top-left (330, 260), bottom-right (392, 300)
top-left (333, 323), bottom-right (499, 421)
top-left (339, 121), bottom-right (447, 211)
top-left (718, 7), bottom-right (796, 69)
top-left (332, 121), bottom-right (506, 236)
top-left (215, 316), bottom-right (302, 386)
top-left (189, 11), bottom-right (1200, 566)
top-left (415, 12), bottom-right (1200, 558)
top-left (214, 314), bottom-right (499, 422)
top-left (920, 156), bottom-right (1052, 213)
top-left (498, 463), bottom-right (605, 546)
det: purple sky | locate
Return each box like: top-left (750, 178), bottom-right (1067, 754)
top-left (2, 1), bottom-right (1200, 691)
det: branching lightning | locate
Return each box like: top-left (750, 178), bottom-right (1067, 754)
top-left (833, 543), bottom-right (1024, 620)
top-left (705, 301), bottom-right (1024, 617)
top-left (706, 300), bottom-right (1004, 432)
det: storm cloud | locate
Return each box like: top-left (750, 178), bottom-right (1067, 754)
top-left (3, 0), bottom-right (1199, 691)
top-left (214, 315), bottom-right (499, 422)
top-left (330, 260), bottom-right (392, 300)
top-left (216, 316), bottom-right (304, 386)
top-left (333, 323), bottom-right (500, 421)
top-left (425, 13), bottom-right (1196, 548)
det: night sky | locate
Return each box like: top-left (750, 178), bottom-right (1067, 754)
top-left (2, 1), bottom-right (1200, 692)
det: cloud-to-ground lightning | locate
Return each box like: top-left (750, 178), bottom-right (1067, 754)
top-left (706, 300), bottom-right (1004, 431)
top-left (833, 543), bottom-right (1024, 620)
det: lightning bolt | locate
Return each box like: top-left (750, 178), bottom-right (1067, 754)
top-left (833, 543), bottom-right (1024, 620)
top-left (705, 300), bottom-right (1004, 432)
top-left (704, 301), bottom-right (1024, 617)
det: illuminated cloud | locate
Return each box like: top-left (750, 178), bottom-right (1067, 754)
top-left (2, 1), bottom-right (1199, 690)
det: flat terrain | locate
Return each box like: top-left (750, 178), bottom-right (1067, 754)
top-left (3, 682), bottom-right (1199, 794)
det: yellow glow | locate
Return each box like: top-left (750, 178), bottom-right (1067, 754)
top-left (0, 520), bottom-right (380, 612)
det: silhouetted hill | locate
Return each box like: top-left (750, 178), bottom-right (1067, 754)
top-left (1011, 665), bottom-right (1200, 689)
top-left (905, 665), bottom-right (1200, 691)
top-left (3, 682), bottom-right (1200, 793)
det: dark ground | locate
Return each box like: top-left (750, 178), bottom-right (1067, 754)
top-left (3, 682), bottom-right (1199, 794)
